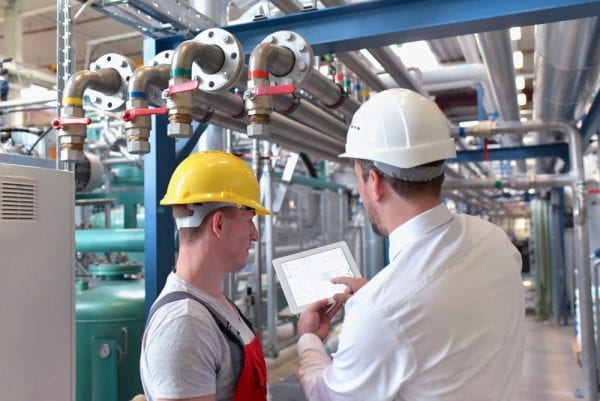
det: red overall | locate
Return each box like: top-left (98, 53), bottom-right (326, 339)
top-left (232, 335), bottom-right (267, 401)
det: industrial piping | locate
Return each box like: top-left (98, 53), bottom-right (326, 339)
top-left (453, 120), bottom-right (597, 401)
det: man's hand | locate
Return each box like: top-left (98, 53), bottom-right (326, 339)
top-left (331, 277), bottom-right (368, 304)
top-left (298, 299), bottom-right (343, 340)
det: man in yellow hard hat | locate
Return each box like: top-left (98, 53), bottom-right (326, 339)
top-left (296, 88), bottom-right (524, 400)
top-left (140, 150), bottom-right (270, 401)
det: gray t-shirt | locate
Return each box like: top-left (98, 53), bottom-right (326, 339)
top-left (140, 272), bottom-right (256, 401)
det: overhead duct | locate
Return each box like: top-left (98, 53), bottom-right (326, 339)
top-left (533, 17), bottom-right (600, 148)
top-left (475, 31), bottom-right (521, 143)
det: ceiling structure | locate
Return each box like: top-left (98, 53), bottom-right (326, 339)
top-left (0, 0), bottom-right (598, 188)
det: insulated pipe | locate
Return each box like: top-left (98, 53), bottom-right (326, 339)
top-left (457, 120), bottom-right (597, 401)
top-left (367, 47), bottom-right (427, 94)
top-left (335, 53), bottom-right (387, 92)
top-left (271, 0), bottom-right (388, 95)
top-left (125, 64), bottom-right (170, 154)
top-left (444, 174), bottom-right (573, 190)
top-left (533, 18), bottom-right (600, 172)
top-left (55, 68), bottom-right (122, 161)
top-left (75, 229), bottom-right (144, 252)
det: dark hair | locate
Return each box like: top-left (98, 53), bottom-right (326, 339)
top-left (356, 159), bottom-right (445, 200)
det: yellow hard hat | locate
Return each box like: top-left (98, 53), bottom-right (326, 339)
top-left (160, 150), bottom-right (271, 215)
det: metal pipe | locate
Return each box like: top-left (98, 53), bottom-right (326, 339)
top-left (533, 17), bottom-right (600, 172)
top-left (57, 68), bottom-right (122, 162)
top-left (75, 229), bottom-right (144, 252)
top-left (129, 64), bottom-right (170, 95)
top-left (250, 43), bottom-right (296, 77)
top-left (367, 47), bottom-right (427, 94)
top-left (335, 53), bottom-right (387, 92)
top-left (64, 68), bottom-right (121, 100)
top-left (272, 94), bottom-right (348, 141)
top-left (444, 174), bottom-right (572, 190)
top-left (459, 119), bottom-right (597, 400)
top-left (126, 64), bottom-right (170, 154)
top-left (171, 40), bottom-right (225, 76)
top-left (304, 71), bottom-right (361, 117)
top-left (262, 142), bottom-right (277, 356)
top-left (251, 139), bottom-right (264, 333)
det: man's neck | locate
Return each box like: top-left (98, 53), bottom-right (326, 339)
top-left (383, 196), bottom-right (443, 235)
top-left (174, 243), bottom-right (225, 298)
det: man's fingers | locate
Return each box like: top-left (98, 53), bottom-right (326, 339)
top-left (325, 302), bottom-right (343, 319)
top-left (331, 276), bottom-right (355, 288)
top-left (333, 293), bottom-right (352, 304)
top-left (306, 298), bottom-right (330, 312)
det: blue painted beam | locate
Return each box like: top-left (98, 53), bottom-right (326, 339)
top-left (449, 143), bottom-right (570, 165)
top-left (143, 37), bottom-right (177, 319)
top-left (224, 0), bottom-right (600, 56)
top-left (582, 90), bottom-right (600, 148)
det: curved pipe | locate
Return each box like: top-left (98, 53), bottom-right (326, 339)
top-left (129, 64), bottom-right (170, 95)
top-left (249, 43), bottom-right (296, 77)
top-left (125, 64), bottom-right (170, 154)
top-left (64, 68), bottom-right (121, 99)
top-left (171, 40), bottom-right (225, 76)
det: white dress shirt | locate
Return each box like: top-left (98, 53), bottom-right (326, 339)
top-left (298, 203), bottom-right (524, 401)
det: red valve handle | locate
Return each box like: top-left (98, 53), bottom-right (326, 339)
top-left (254, 84), bottom-right (297, 96)
top-left (52, 117), bottom-right (91, 129)
top-left (123, 107), bottom-right (168, 122)
top-left (169, 80), bottom-right (200, 95)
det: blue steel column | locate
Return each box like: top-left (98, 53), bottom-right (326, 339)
top-left (143, 37), bottom-right (177, 318)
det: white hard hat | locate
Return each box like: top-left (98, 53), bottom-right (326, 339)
top-left (339, 88), bottom-right (456, 177)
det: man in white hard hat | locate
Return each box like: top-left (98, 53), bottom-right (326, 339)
top-left (296, 88), bottom-right (524, 401)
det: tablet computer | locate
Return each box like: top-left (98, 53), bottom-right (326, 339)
top-left (272, 241), bottom-right (361, 314)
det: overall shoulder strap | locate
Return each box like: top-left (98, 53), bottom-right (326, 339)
top-left (148, 291), bottom-right (245, 349)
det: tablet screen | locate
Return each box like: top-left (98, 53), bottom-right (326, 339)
top-left (275, 243), bottom-right (359, 313)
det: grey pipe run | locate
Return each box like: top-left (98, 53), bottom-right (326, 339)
top-left (335, 53), bottom-right (387, 92)
top-left (366, 47), bottom-right (427, 95)
top-left (64, 68), bottom-right (122, 99)
top-left (456, 119), bottom-right (597, 400)
top-left (237, 65), bottom-right (348, 140)
top-left (193, 89), bottom-right (346, 159)
top-left (171, 40), bottom-right (225, 75)
top-left (444, 174), bottom-right (573, 190)
top-left (303, 71), bottom-right (361, 117)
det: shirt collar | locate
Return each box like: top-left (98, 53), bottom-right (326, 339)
top-left (388, 202), bottom-right (454, 261)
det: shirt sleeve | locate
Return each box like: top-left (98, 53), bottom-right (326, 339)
top-left (145, 315), bottom-right (221, 399)
top-left (297, 300), bottom-right (417, 401)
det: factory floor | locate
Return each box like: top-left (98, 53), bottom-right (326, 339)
top-left (266, 315), bottom-right (586, 401)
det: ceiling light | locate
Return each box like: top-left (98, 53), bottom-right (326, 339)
top-left (391, 41), bottom-right (439, 69)
top-left (517, 93), bottom-right (527, 106)
top-left (515, 75), bottom-right (525, 90)
top-left (513, 51), bottom-right (524, 69)
top-left (510, 27), bottom-right (522, 41)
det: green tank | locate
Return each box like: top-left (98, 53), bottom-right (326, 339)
top-left (76, 263), bottom-right (145, 401)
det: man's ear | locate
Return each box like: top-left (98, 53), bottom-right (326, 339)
top-left (210, 210), bottom-right (226, 238)
top-left (369, 169), bottom-right (385, 201)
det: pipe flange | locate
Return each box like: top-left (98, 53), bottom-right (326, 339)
top-left (88, 53), bottom-right (135, 112)
top-left (191, 28), bottom-right (244, 92)
top-left (263, 31), bottom-right (314, 85)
